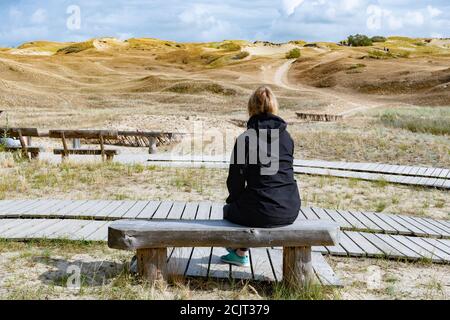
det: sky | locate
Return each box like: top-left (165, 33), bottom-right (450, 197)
top-left (0, 0), bottom-right (449, 47)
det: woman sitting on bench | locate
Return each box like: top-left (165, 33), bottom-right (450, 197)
top-left (221, 86), bottom-right (301, 267)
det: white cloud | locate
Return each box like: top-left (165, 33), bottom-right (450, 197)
top-left (405, 11), bottom-right (424, 27)
top-left (178, 5), bottom-right (235, 41)
top-left (31, 9), bottom-right (47, 24)
top-left (281, 0), bottom-right (305, 16)
top-left (427, 6), bottom-right (442, 18)
top-left (387, 14), bottom-right (403, 30)
top-left (341, 0), bottom-right (361, 12)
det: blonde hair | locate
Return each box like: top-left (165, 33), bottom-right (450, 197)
top-left (248, 86), bottom-right (279, 117)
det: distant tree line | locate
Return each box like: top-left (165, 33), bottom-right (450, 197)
top-left (340, 35), bottom-right (387, 47)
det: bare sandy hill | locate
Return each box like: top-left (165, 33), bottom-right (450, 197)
top-left (0, 36), bottom-right (449, 128)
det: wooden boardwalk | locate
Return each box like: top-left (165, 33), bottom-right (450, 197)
top-left (145, 156), bottom-right (450, 190)
top-left (0, 200), bottom-right (449, 266)
top-left (1, 200), bottom-right (447, 239)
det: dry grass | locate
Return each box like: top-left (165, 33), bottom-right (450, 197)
top-left (0, 239), bottom-right (337, 300)
top-left (0, 240), bottom-right (447, 300)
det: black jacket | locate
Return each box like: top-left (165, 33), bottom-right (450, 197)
top-left (225, 113), bottom-right (301, 228)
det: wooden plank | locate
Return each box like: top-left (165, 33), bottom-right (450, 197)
top-left (339, 232), bottom-right (366, 257)
top-left (36, 200), bottom-right (75, 217)
top-left (311, 252), bottom-right (343, 287)
top-left (136, 201), bottom-right (160, 220)
top-left (152, 201), bottom-right (173, 219)
top-left (92, 201), bottom-right (124, 218)
top-left (197, 202), bottom-right (212, 219)
top-left (80, 200), bottom-right (114, 218)
top-left (374, 234), bottom-right (422, 260)
top-left (438, 169), bottom-right (450, 178)
top-left (186, 202), bottom-right (213, 278)
top-left (1, 200), bottom-right (41, 215)
top-left (105, 201), bottom-right (138, 219)
top-left (345, 231), bottom-right (384, 257)
top-left (85, 222), bottom-right (111, 241)
top-left (72, 220), bottom-right (109, 240)
top-left (420, 238), bottom-right (450, 255)
top-left (0, 200), bottom-right (18, 212)
top-left (66, 200), bottom-right (109, 218)
top-left (389, 235), bottom-right (443, 263)
top-left (373, 212), bottom-right (413, 235)
top-left (436, 239), bottom-right (450, 249)
top-left (55, 200), bottom-right (88, 216)
top-left (0, 219), bottom-right (27, 234)
top-left (50, 220), bottom-right (91, 240)
top-left (407, 237), bottom-right (449, 261)
top-left (4, 200), bottom-right (46, 217)
top-left (1, 219), bottom-right (45, 238)
top-left (301, 207), bottom-right (320, 220)
top-left (410, 217), bottom-right (450, 238)
top-left (324, 243), bottom-right (348, 256)
top-left (310, 207), bottom-right (334, 222)
top-left (323, 209), bottom-right (353, 228)
top-left (11, 219), bottom-right (61, 239)
top-left (360, 232), bottom-right (403, 258)
top-left (108, 220), bottom-right (340, 250)
top-left (166, 201), bottom-right (186, 219)
top-left (210, 202), bottom-right (225, 220)
top-left (267, 248), bottom-right (283, 282)
top-left (30, 220), bottom-right (72, 238)
top-left (336, 210), bottom-right (367, 230)
top-left (393, 215), bottom-right (436, 237)
top-left (348, 211), bottom-right (384, 233)
top-left (249, 248), bottom-right (276, 282)
top-left (19, 200), bottom-right (62, 217)
top-left (185, 248), bottom-right (211, 277)
top-left (417, 217), bottom-right (450, 236)
top-left (181, 202), bottom-right (199, 220)
top-left (168, 247), bottom-right (195, 277)
top-left (360, 211), bottom-right (399, 234)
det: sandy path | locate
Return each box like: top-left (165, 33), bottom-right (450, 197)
top-left (271, 54), bottom-right (387, 116)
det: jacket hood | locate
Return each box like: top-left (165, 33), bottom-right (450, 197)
top-left (247, 113), bottom-right (287, 132)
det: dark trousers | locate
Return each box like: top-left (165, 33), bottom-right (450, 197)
top-left (223, 204), bottom-right (249, 252)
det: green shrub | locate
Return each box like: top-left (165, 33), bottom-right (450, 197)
top-left (233, 51), bottom-right (250, 60)
top-left (371, 36), bottom-right (387, 43)
top-left (348, 34), bottom-right (373, 47)
top-left (286, 48), bottom-right (301, 59)
top-left (218, 42), bottom-right (242, 52)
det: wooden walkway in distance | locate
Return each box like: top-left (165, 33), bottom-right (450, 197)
top-left (0, 200), bottom-right (449, 266)
top-left (144, 155), bottom-right (450, 190)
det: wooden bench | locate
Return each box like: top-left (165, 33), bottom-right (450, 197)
top-left (0, 128), bottom-right (43, 160)
top-left (53, 148), bottom-right (119, 161)
top-left (3, 146), bottom-right (44, 159)
top-left (108, 219), bottom-right (340, 288)
top-left (49, 130), bottom-right (119, 161)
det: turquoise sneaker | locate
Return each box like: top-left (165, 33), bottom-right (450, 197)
top-left (220, 251), bottom-right (250, 267)
top-left (226, 247), bottom-right (236, 253)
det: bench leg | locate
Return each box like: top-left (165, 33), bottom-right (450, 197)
top-left (106, 154), bottom-right (114, 161)
top-left (283, 246), bottom-right (313, 289)
top-left (137, 248), bottom-right (167, 285)
top-left (30, 152), bottom-right (39, 160)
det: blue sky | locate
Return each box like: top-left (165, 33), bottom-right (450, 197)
top-left (0, 0), bottom-right (449, 47)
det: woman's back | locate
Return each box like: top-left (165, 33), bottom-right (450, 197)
top-left (226, 112), bottom-right (301, 228)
